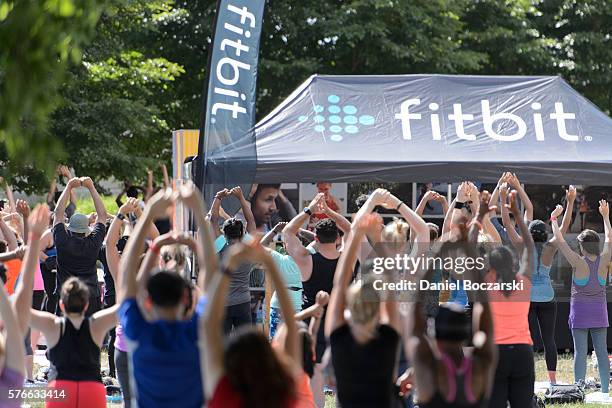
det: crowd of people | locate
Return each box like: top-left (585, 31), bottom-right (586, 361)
top-left (0, 168), bottom-right (610, 408)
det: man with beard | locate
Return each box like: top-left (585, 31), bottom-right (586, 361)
top-left (250, 184), bottom-right (296, 233)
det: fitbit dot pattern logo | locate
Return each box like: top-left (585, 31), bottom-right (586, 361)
top-left (298, 95), bottom-right (375, 142)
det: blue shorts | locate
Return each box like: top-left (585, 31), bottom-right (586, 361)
top-left (269, 307), bottom-right (283, 340)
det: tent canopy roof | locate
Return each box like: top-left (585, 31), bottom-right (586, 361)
top-left (213, 74), bottom-right (612, 185)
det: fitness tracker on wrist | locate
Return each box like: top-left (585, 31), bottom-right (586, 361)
top-left (454, 201), bottom-right (466, 210)
top-left (116, 213), bottom-right (126, 221)
top-left (303, 207), bottom-right (312, 215)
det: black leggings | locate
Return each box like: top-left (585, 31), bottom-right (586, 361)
top-left (107, 328), bottom-right (116, 377)
top-left (223, 302), bottom-right (252, 335)
top-left (40, 264), bottom-right (57, 314)
top-left (528, 300), bottom-right (557, 371)
top-left (489, 344), bottom-right (535, 408)
top-left (114, 349), bottom-right (131, 408)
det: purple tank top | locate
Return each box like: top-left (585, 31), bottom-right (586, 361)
top-left (0, 367), bottom-right (24, 408)
top-left (569, 256), bottom-right (609, 329)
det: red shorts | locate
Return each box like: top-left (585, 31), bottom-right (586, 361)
top-left (45, 380), bottom-right (106, 408)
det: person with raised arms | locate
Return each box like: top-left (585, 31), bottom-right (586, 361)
top-left (104, 197), bottom-right (159, 407)
top-left (53, 177), bottom-right (108, 316)
top-left (487, 190), bottom-right (535, 408)
top-left (118, 185), bottom-right (215, 408)
top-left (325, 212), bottom-right (405, 408)
top-left (501, 184), bottom-right (575, 385)
top-left (283, 192), bottom-right (343, 407)
top-left (200, 241), bottom-right (300, 408)
top-left (552, 198), bottom-right (612, 401)
top-left (15, 205), bottom-right (118, 408)
top-left (0, 257), bottom-right (25, 407)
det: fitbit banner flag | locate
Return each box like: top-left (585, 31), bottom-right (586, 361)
top-left (197, 0), bottom-right (265, 207)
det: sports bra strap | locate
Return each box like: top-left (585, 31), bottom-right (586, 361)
top-left (440, 352), bottom-right (477, 404)
top-left (440, 352), bottom-right (457, 402)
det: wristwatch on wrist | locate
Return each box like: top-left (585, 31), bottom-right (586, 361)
top-left (454, 201), bottom-right (466, 210)
top-left (303, 207), bottom-right (312, 216)
top-left (116, 213), bottom-right (126, 221)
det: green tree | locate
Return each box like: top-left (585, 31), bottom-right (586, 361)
top-left (52, 1), bottom-right (184, 185)
top-left (535, 0), bottom-right (611, 114)
top-left (0, 0), bottom-right (108, 188)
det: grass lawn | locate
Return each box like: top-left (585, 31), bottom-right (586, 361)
top-left (323, 353), bottom-right (610, 408)
top-left (26, 343), bottom-right (611, 407)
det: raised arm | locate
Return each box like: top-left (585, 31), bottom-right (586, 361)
top-left (208, 189), bottom-right (229, 238)
top-left (324, 215), bottom-right (372, 337)
top-left (200, 243), bottom-right (258, 397)
top-left (3, 179), bottom-right (16, 214)
top-left (320, 198), bottom-right (351, 236)
top-left (482, 211), bottom-right (502, 243)
top-left (0, 216), bottom-right (18, 251)
top-left (0, 246), bottom-right (25, 262)
top-left (415, 190), bottom-right (435, 217)
top-left (276, 188), bottom-right (297, 221)
top-left (450, 182), bottom-right (471, 228)
top-left (106, 201), bottom-right (135, 281)
top-left (598, 200), bottom-right (612, 270)
top-left (161, 163), bottom-right (170, 189)
top-left (393, 194), bottom-right (429, 246)
top-left (488, 173), bottom-right (506, 213)
top-left (283, 194), bottom-right (322, 275)
top-left (544, 186), bottom-right (576, 265)
top-left (231, 186), bottom-right (256, 234)
top-left (304, 291), bottom-right (329, 342)
top-left (0, 284), bottom-right (25, 376)
top-left (179, 183), bottom-right (217, 291)
top-left (145, 168), bottom-right (154, 202)
top-left (551, 204), bottom-right (587, 277)
top-left (81, 177), bottom-right (107, 224)
top-left (16, 200), bottom-right (30, 243)
top-left (57, 165), bottom-right (77, 207)
top-left (54, 178), bottom-right (80, 227)
top-left (441, 197), bottom-right (456, 237)
top-left (499, 183), bottom-right (523, 249)
top-left (260, 222), bottom-right (286, 246)
top-left (560, 186), bottom-right (576, 235)
top-left (508, 173), bottom-right (533, 223)
top-left (257, 245), bottom-right (299, 364)
top-left (404, 266), bottom-right (436, 400)
top-left (13, 205), bottom-right (49, 335)
top-left (508, 191), bottom-right (534, 279)
top-left (118, 189), bottom-right (174, 303)
top-left (47, 177), bottom-right (58, 208)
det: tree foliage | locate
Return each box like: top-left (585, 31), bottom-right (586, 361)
top-left (0, 0), bottom-right (610, 192)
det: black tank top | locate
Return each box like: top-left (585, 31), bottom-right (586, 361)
top-left (48, 317), bottom-right (101, 382)
top-left (302, 252), bottom-right (339, 310)
top-left (303, 252), bottom-right (339, 345)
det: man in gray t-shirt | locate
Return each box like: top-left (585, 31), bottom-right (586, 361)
top-left (219, 218), bottom-right (253, 334)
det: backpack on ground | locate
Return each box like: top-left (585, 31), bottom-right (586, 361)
top-left (543, 384), bottom-right (584, 404)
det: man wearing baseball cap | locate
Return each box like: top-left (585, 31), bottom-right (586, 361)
top-left (53, 177), bottom-right (108, 316)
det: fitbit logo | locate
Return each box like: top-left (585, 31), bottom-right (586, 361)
top-left (298, 95), bottom-right (375, 142)
top-left (394, 99), bottom-right (591, 142)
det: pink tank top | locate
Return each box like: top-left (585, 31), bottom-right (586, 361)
top-left (33, 263), bottom-right (44, 291)
top-left (114, 324), bottom-right (128, 352)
